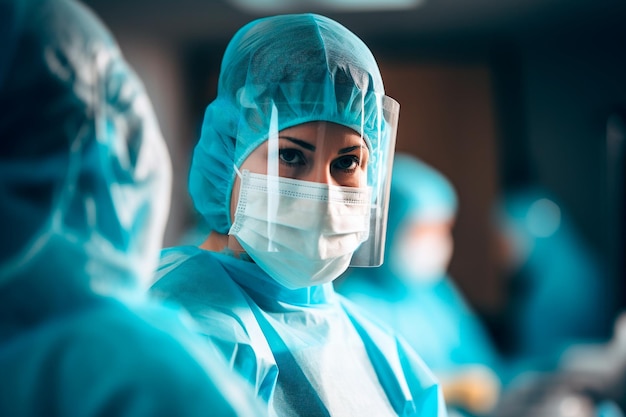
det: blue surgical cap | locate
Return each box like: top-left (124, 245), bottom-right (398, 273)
top-left (386, 153), bottom-right (458, 246)
top-left (189, 13), bottom-right (389, 234)
top-left (0, 0), bottom-right (172, 293)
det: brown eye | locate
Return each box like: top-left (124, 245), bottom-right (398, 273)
top-left (333, 155), bottom-right (359, 172)
top-left (279, 148), bottom-right (306, 166)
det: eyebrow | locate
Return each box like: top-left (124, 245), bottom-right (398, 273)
top-left (280, 136), bottom-right (316, 151)
top-left (338, 145), bottom-right (367, 155)
top-left (279, 136), bottom-right (367, 155)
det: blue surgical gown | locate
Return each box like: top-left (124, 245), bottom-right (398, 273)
top-left (152, 246), bottom-right (448, 417)
top-left (0, 263), bottom-right (263, 417)
top-left (338, 272), bottom-right (500, 376)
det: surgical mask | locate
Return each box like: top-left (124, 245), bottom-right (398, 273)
top-left (391, 232), bottom-right (453, 285)
top-left (229, 169), bottom-right (371, 289)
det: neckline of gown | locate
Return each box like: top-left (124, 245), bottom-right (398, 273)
top-left (211, 250), bottom-right (337, 307)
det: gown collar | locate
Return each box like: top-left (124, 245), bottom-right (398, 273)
top-left (213, 250), bottom-right (336, 307)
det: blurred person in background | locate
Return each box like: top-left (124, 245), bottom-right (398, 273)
top-left (151, 13), bottom-right (447, 417)
top-left (491, 186), bottom-right (615, 370)
top-left (336, 153), bottom-right (502, 417)
top-left (486, 186), bottom-right (621, 417)
top-left (0, 0), bottom-right (265, 415)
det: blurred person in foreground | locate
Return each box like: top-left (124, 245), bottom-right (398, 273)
top-left (336, 153), bottom-right (502, 417)
top-left (151, 13), bottom-right (447, 417)
top-left (0, 0), bottom-right (265, 415)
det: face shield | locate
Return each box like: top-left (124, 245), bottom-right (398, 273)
top-left (227, 83), bottom-right (399, 272)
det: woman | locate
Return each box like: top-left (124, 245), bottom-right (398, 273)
top-left (152, 13), bottom-right (446, 417)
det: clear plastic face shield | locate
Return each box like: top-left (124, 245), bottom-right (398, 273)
top-left (227, 86), bottom-right (399, 287)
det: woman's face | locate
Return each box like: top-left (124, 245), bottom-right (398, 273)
top-left (227, 121), bottom-right (369, 251)
top-left (231, 121), bottom-right (369, 214)
top-left (243, 121), bottom-right (368, 184)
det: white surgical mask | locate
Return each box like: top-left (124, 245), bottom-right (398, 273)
top-left (229, 170), bottom-right (371, 289)
top-left (391, 232), bottom-right (453, 285)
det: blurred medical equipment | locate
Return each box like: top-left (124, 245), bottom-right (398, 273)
top-left (489, 312), bottom-right (626, 417)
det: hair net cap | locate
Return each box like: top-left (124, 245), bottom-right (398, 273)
top-left (0, 0), bottom-right (172, 293)
top-left (189, 13), bottom-right (390, 234)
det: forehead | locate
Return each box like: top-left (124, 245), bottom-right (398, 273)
top-left (281, 120), bottom-right (357, 133)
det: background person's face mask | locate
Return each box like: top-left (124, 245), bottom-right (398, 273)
top-left (391, 225), bottom-right (454, 286)
top-left (229, 170), bottom-right (371, 289)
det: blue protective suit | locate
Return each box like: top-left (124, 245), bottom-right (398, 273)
top-left (153, 246), bottom-right (447, 417)
top-left (0, 0), bottom-right (264, 415)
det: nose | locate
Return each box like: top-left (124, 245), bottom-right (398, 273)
top-left (302, 163), bottom-right (339, 186)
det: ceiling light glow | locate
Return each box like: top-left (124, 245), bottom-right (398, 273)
top-left (229, 0), bottom-right (424, 14)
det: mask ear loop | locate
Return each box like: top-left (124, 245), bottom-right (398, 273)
top-left (233, 164), bottom-right (244, 179)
